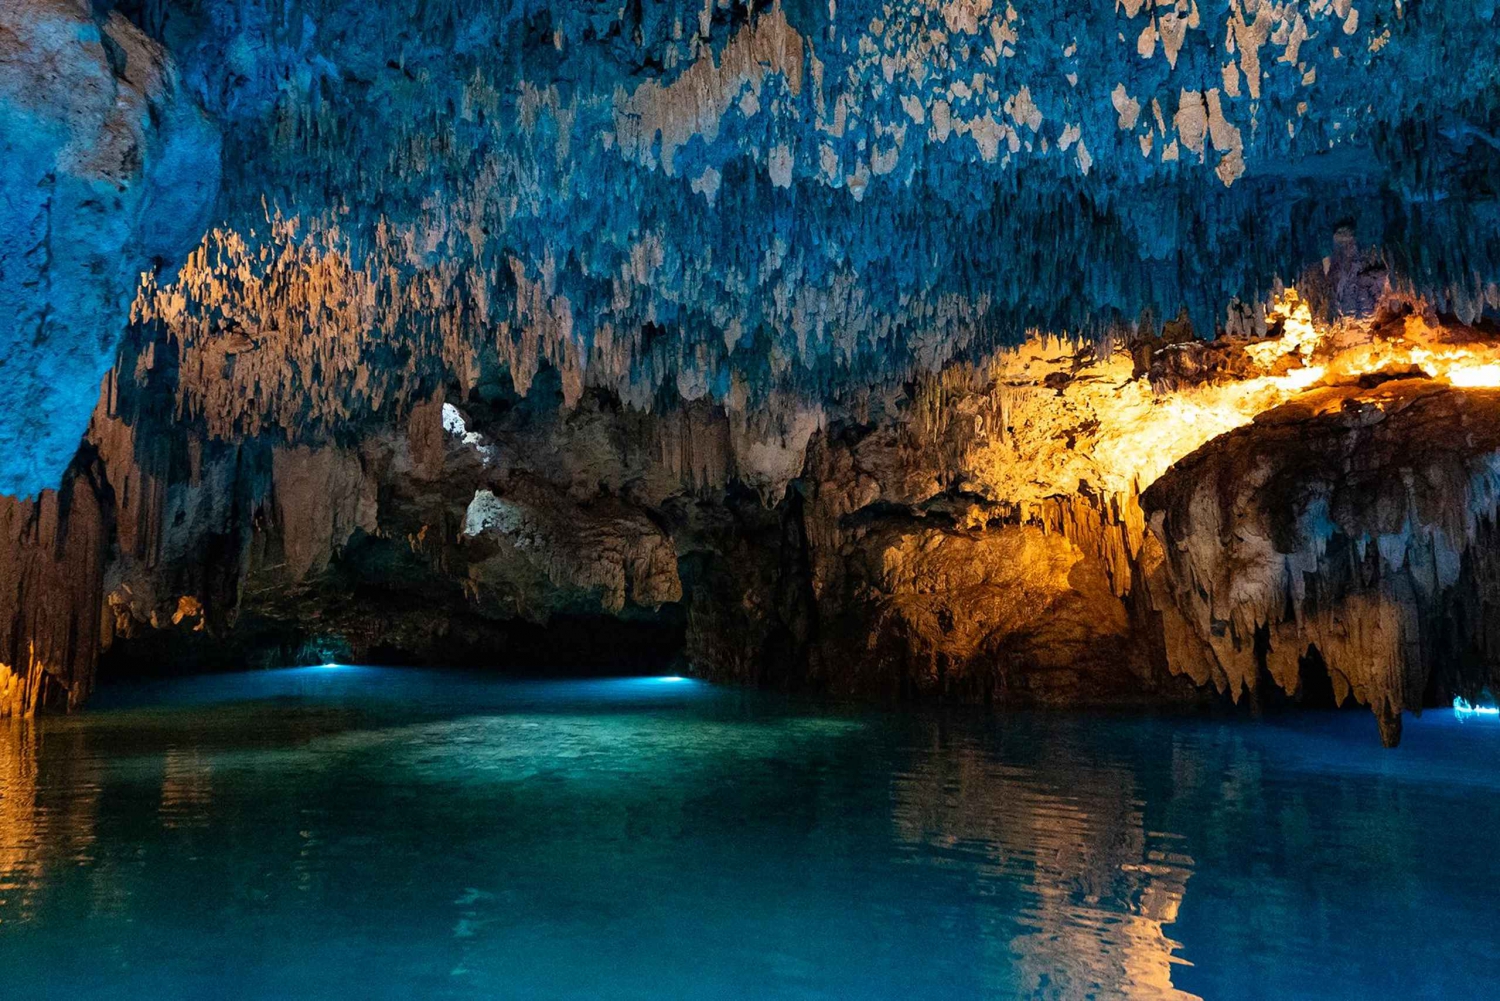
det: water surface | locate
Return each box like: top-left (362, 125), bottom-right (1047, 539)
top-left (2, 668), bottom-right (1497, 999)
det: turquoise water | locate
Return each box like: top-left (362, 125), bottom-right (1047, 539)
top-left (1, 669), bottom-right (1498, 1000)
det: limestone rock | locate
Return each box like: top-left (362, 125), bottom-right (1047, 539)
top-left (462, 479), bottom-right (683, 620)
top-left (0, 0), bottom-right (220, 498)
top-left (1143, 382), bottom-right (1500, 744)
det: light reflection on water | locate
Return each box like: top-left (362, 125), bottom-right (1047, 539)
top-left (1, 668), bottom-right (1497, 1000)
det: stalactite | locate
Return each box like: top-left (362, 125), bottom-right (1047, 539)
top-left (89, 0), bottom-right (1497, 463)
top-left (1141, 382), bottom-right (1500, 744)
top-left (4, 0), bottom-right (1500, 739)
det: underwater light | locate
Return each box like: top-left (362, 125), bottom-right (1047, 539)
top-left (321, 662), bottom-right (342, 669)
top-left (1453, 697), bottom-right (1499, 717)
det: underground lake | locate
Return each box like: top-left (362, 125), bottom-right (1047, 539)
top-left (2, 667), bottom-right (1498, 999)
top-left (5, 0), bottom-right (1500, 995)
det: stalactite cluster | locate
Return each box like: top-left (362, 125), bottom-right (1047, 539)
top-left (1142, 381), bottom-right (1500, 745)
top-left (3, 0), bottom-right (1499, 740)
top-left (108, 0), bottom-right (1500, 451)
top-left (16, 275), bottom-right (1500, 743)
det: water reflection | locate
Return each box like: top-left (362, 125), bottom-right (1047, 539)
top-left (0, 721), bottom-right (39, 921)
top-left (892, 729), bottom-right (1197, 1000)
top-left (0, 674), bottom-right (1498, 999)
top-left (159, 748), bottom-right (215, 830)
top-left (0, 719), bottom-right (107, 927)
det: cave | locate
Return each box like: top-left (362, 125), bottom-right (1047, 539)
top-left (2, 0), bottom-right (1499, 996)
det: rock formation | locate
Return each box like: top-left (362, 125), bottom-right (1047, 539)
top-left (11, 282), bottom-right (1500, 742)
top-left (1143, 380), bottom-right (1500, 745)
top-left (1, 1), bottom-right (1498, 739)
top-left (0, 0), bottom-right (220, 498)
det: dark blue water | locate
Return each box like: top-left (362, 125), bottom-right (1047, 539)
top-left (1, 668), bottom-right (1497, 1000)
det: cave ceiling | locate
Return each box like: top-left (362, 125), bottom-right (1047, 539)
top-left (3, 0), bottom-right (1498, 496)
top-left (3, 0), bottom-right (1500, 738)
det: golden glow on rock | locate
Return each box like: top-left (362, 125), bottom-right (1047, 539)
top-left (964, 294), bottom-right (1338, 508)
top-left (1310, 310), bottom-right (1500, 390)
top-left (1446, 364), bottom-right (1500, 388)
top-left (1089, 361), bottom-right (1329, 494)
top-left (976, 294), bottom-right (1500, 512)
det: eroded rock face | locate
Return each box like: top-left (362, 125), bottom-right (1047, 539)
top-left (0, 0), bottom-right (220, 498)
top-left (17, 278), bottom-right (1500, 728)
top-left (99, 0), bottom-right (1500, 446)
top-left (461, 481), bottom-right (683, 618)
top-left (1142, 381), bottom-right (1500, 744)
top-left (3, 2), bottom-right (1500, 736)
top-left (805, 517), bottom-right (1141, 702)
top-left (0, 314), bottom-right (1195, 714)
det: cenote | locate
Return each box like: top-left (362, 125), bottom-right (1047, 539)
top-left (2, 668), bottom-right (1499, 999)
top-left (5, 0), bottom-right (1500, 995)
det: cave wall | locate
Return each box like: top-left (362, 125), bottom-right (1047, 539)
top-left (3, 1), bottom-right (1500, 737)
top-left (2, 312), bottom-right (1192, 714)
top-left (7, 286), bottom-right (1500, 742)
top-left (1141, 379), bottom-right (1500, 744)
top-left (0, 0), bottom-right (220, 498)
